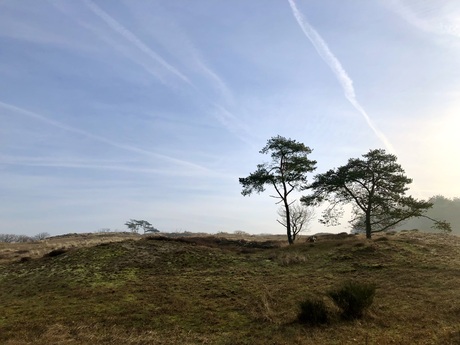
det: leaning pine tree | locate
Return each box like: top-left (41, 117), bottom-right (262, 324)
top-left (239, 136), bottom-right (317, 244)
top-left (302, 149), bottom-right (451, 239)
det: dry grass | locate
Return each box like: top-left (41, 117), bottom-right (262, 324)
top-left (0, 232), bottom-right (141, 264)
top-left (0, 231), bottom-right (459, 344)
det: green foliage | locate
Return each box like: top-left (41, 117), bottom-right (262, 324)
top-left (431, 219), bottom-right (452, 234)
top-left (395, 195), bottom-right (457, 234)
top-left (328, 281), bottom-right (376, 319)
top-left (239, 136), bottom-right (316, 244)
top-left (297, 298), bottom-right (330, 325)
top-left (303, 149), bottom-right (444, 238)
top-left (125, 219), bottom-right (159, 234)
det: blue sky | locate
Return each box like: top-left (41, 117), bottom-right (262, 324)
top-left (1, 0), bottom-right (459, 236)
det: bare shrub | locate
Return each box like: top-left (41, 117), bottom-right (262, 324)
top-left (0, 234), bottom-right (18, 243)
top-left (34, 232), bottom-right (50, 240)
top-left (0, 233), bottom-right (35, 243)
top-left (16, 235), bottom-right (33, 242)
top-left (96, 228), bottom-right (112, 233)
top-left (277, 203), bottom-right (315, 242)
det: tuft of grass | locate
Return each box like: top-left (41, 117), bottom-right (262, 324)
top-left (328, 281), bottom-right (376, 319)
top-left (251, 287), bottom-right (278, 324)
top-left (276, 252), bottom-right (308, 266)
top-left (297, 298), bottom-right (330, 325)
top-left (375, 236), bottom-right (389, 242)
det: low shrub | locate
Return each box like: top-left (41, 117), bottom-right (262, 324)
top-left (44, 248), bottom-right (67, 257)
top-left (328, 281), bottom-right (376, 319)
top-left (277, 252), bottom-right (308, 266)
top-left (375, 236), bottom-right (389, 242)
top-left (297, 298), bottom-right (329, 325)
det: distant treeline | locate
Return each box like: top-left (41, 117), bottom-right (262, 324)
top-left (396, 195), bottom-right (460, 234)
top-left (0, 232), bottom-right (50, 243)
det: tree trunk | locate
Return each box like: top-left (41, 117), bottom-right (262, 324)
top-left (285, 201), bottom-right (293, 245)
top-left (365, 211), bottom-right (372, 239)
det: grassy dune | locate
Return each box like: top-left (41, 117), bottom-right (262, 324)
top-left (0, 231), bottom-right (459, 344)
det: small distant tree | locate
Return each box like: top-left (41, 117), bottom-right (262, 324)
top-left (239, 136), bottom-right (316, 244)
top-left (277, 203), bottom-right (315, 242)
top-left (0, 234), bottom-right (36, 243)
top-left (0, 234), bottom-right (17, 243)
top-left (144, 224), bottom-right (160, 234)
top-left (303, 149), bottom-right (451, 239)
top-left (125, 219), bottom-right (140, 233)
top-left (125, 219), bottom-right (159, 234)
top-left (34, 232), bottom-right (50, 240)
top-left (16, 235), bottom-right (33, 243)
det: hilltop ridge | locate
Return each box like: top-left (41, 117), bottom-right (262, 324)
top-left (0, 231), bottom-right (459, 344)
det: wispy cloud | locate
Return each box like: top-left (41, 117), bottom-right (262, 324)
top-left (74, 1), bottom-right (250, 143)
top-left (82, 0), bottom-right (192, 86)
top-left (385, 0), bottom-right (460, 38)
top-left (0, 100), bottom-right (211, 174)
top-left (288, 0), bottom-right (396, 153)
top-left (81, 1), bottom-right (233, 100)
top-left (47, 0), bottom-right (251, 145)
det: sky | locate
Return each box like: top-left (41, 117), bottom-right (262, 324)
top-left (1, 0), bottom-right (460, 236)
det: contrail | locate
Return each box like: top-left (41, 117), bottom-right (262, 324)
top-left (81, 0), bottom-right (252, 143)
top-left (50, 1), bottom-right (252, 144)
top-left (83, 0), bottom-right (192, 86)
top-left (178, 34), bottom-right (235, 105)
top-left (0, 101), bottom-right (210, 173)
top-left (82, 0), bottom-right (233, 101)
top-left (0, 155), bottom-right (202, 176)
top-left (288, 0), bottom-right (396, 153)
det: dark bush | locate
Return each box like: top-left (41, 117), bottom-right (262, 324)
top-left (297, 298), bottom-right (329, 325)
top-left (328, 281), bottom-right (376, 319)
top-left (44, 248), bottom-right (67, 257)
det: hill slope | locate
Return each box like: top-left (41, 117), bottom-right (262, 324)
top-left (0, 232), bottom-right (459, 344)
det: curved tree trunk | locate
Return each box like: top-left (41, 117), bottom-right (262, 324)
top-left (284, 199), bottom-right (293, 244)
